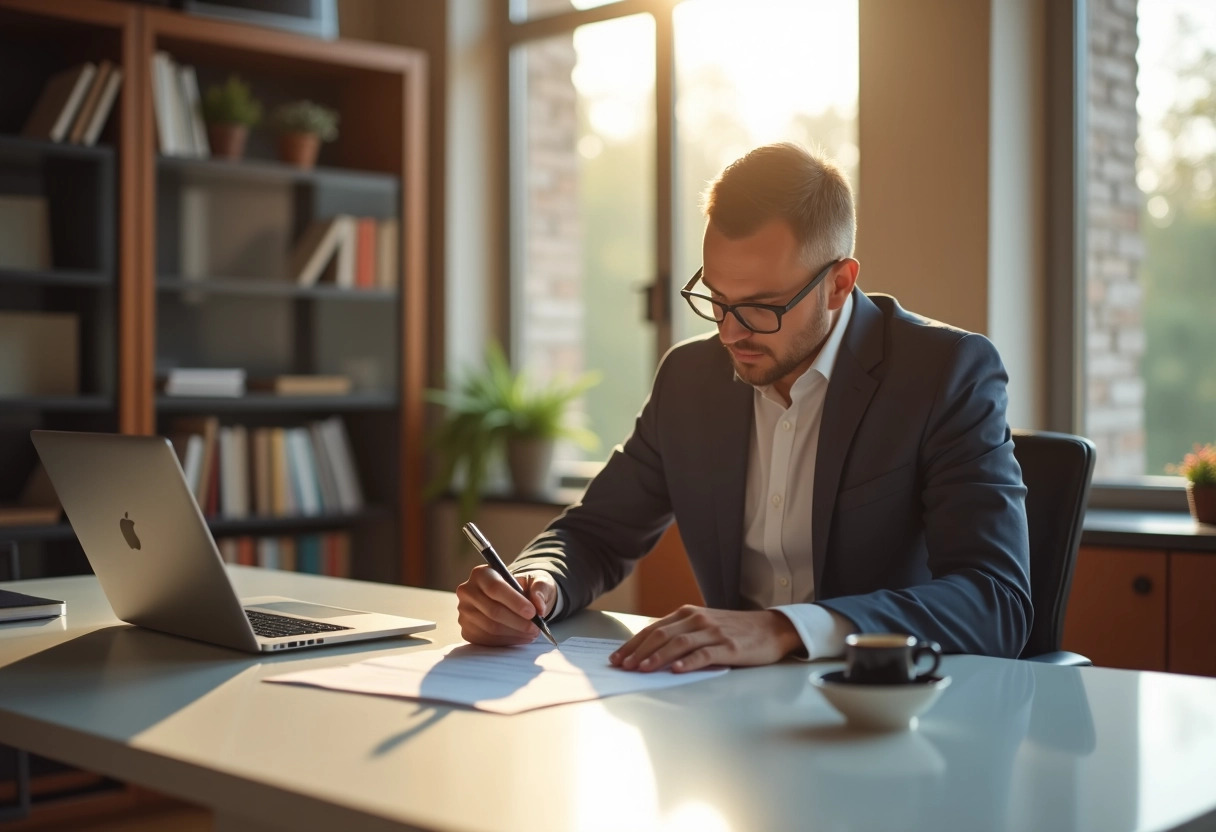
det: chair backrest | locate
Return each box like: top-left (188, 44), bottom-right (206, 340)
top-left (1012, 429), bottom-right (1096, 658)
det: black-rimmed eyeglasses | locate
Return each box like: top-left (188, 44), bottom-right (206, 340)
top-left (680, 260), bottom-right (840, 334)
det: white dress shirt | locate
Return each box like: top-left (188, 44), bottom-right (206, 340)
top-left (544, 296), bottom-right (857, 660)
top-left (740, 292), bottom-right (855, 659)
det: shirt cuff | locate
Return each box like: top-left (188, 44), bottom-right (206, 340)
top-left (547, 585), bottom-right (566, 620)
top-left (772, 604), bottom-right (854, 661)
top-left (511, 566), bottom-right (566, 620)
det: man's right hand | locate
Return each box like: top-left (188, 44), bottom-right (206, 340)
top-left (456, 565), bottom-right (558, 646)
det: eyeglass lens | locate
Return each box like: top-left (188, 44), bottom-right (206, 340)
top-left (685, 294), bottom-right (780, 332)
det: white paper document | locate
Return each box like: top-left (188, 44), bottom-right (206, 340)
top-left (265, 637), bottom-right (729, 714)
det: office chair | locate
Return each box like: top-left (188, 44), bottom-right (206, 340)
top-left (1012, 429), bottom-right (1096, 666)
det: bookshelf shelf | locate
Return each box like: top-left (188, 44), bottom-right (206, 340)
top-left (0, 395), bottom-right (114, 412)
top-left (0, 133), bottom-right (114, 162)
top-left (156, 154), bottom-right (400, 194)
top-left (156, 393), bottom-right (397, 413)
top-left (156, 276), bottom-right (395, 302)
top-left (0, 522), bottom-right (75, 543)
top-left (207, 506), bottom-right (389, 536)
top-left (0, 268), bottom-right (111, 287)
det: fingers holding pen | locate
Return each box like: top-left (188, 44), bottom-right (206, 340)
top-left (456, 565), bottom-right (540, 644)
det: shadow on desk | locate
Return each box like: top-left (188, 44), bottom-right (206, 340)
top-left (0, 624), bottom-right (435, 742)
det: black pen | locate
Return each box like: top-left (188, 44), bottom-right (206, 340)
top-left (462, 522), bottom-right (559, 648)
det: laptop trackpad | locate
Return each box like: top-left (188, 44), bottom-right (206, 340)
top-left (249, 601), bottom-right (360, 619)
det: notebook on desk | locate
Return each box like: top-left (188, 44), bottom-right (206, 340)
top-left (30, 430), bottom-right (435, 653)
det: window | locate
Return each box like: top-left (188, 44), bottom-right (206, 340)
top-left (672, 0), bottom-right (858, 343)
top-left (1085, 0), bottom-right (1216, 483)
top-left (510, 15), bottom-right (657, 461)
top-left (506, 1), bottom-right (859, 461)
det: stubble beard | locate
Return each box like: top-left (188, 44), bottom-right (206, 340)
top-left (726, 303), bottom-right (832, 389)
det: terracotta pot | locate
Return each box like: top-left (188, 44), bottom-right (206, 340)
top-left (206, 123), bottom-right (248, 160)
top-left (1186, 483), bottom-right (1216, 525)
top-left (276, 131), bottom-right (321, 169)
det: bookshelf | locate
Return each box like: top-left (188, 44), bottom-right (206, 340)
top-left (0, 1), bottom-right (136, 583)
top-left (0, 0), bottom-right (429, 589)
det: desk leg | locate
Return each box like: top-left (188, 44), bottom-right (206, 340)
top-left (213, 810), bottom-right (285, 832)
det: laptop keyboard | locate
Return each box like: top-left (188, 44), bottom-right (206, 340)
top-left (245, 609), bottom-right (353, 639)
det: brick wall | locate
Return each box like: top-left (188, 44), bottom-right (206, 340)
top-left (1085, 0), bottom-right (1145, 477)
top-left (519, 29), bottom-right (584, 382)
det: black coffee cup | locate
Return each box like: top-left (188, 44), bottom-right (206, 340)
top-left (843, 633), bottom-right (942, 685)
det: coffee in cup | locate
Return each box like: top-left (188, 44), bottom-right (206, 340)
top-left (843, 633), bottom-right (942, 685)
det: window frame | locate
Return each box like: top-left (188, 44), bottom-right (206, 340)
top-left (1057, 0), bottom-right (1191, 511)
top-left (501, 0), bottom-right (678, 364)
top-left (502, 0), bottom-right (1192, 511)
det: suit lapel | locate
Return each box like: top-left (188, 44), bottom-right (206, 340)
top-left (812, 289), bottom-right (885, 593)
top-left (707, 353), bottom-right (753, 610)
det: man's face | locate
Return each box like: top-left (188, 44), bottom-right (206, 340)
top-left (701, 219), bottom-right (836, 394)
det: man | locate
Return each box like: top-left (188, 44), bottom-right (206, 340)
top-left (456, 142), bottom-right (1032, 672)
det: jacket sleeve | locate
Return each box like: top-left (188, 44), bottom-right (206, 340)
top-left (816, 334), bottom-right (1034, 658)
top-left (509, 351), bottom-right (678, 620)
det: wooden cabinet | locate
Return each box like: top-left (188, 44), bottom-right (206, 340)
top-left (1065, 545), bottom-right (1216, 676)
top-left (1169, 552), bottom-right (1216, 676)
top-left (636, 524), bottom-right (703, 618)
top-left (1063, 546), bottom-right (1167, 671)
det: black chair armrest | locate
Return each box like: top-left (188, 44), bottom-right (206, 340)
top-left (1024, 651), bottom-right (1092, 667)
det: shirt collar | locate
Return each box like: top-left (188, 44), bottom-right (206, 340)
top-left (757, 290), bottom-right (855, 403)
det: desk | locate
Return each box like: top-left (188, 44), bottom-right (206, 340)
top-left (2, 567), bottom-right (1216, 832)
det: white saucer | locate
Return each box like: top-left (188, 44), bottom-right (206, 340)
top-left (810, 670), bottom-right (952, 731)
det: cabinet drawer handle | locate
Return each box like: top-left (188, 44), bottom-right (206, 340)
top-left (1132, 576), bottom-right (1153, 595)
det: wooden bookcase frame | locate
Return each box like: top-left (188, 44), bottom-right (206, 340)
top-left (0, 0), bottom-right (429, 587)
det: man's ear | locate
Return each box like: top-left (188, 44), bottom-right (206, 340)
top-left (827, 258), bottom-right (860, 310)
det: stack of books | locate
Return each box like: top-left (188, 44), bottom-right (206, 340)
top-left (22, 60), bottom-right (123, 146)
top-left (167, 415), bottom-right (365, 519)
top-left (150, 51), bottom-right (209, 158)
top-left (216, 532), bottom-right (352, 577)
top-left (287, 215), bottom-right (398, 290)
top-left (164, 367), bottom-right (246, 397)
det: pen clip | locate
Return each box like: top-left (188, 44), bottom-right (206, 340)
top-left (462, 522), bottom-right (490, 552)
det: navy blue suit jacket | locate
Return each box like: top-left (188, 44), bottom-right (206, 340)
top-left (513, 288), bottom-right (1033, 658)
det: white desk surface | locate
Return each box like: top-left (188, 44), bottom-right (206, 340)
top-left (2, 567), bottom-right (1216, 832)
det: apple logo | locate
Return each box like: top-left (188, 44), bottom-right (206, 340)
top-left (119, 512), bottom-right (141, 550)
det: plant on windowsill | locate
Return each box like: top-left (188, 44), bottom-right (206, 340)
top-left (270, 99), bottom-right (339, 169)
top-left (201, 75), bottom-right (262, 160)
top-left (1168, 443), bottom-right (1216, 525)
top-left (424, 342), bottom-right (601, 527)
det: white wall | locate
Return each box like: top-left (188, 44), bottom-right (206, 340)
top-left (446, 0), bottom-right (505, 376)
top-left (989, 0), bottom-right (1047, 429)
top-left (858, 0), bottom-right (1048, 429)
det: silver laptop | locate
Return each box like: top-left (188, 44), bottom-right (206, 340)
top-left (31, 430), bottom-right (435, 653)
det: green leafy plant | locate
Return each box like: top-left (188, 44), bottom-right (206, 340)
top-left (270, 99), bottom-right (339, 142)
top-left (425, 342), bottom-right (601, 524)
top-left (201, 75), bottom-right (262, 127)
top-left (1169, 443), bottom-right (1216, 486)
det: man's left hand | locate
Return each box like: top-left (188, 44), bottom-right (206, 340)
top-left (609, 606), bottom-right (803, 673)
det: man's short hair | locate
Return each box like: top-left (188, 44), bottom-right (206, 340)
top-left (702, 142), bottom-right (856, 269)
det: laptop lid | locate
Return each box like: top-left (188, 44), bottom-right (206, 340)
top-left (30, 430), bottom-right (433, 653)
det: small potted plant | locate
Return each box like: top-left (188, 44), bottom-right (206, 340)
top-left (1169, 443), bottom-right (1216, 525)
top-left (425, 342), bottom-right (601, 526)
top-left (201, 75), bottom-right (262, 160)
top-left (270, 99), bottom-right (339, 169)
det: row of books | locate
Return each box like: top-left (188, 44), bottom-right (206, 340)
top-left (288, 215), bottom-right (398, 290)
top-left (151, 51), bottom-right (209, 158)
top-left (22, 60), bottom-right (123, 146)
top-left (163, 369), bottom-right (353, 398)
top-left (168, 416), bottom-right (365, 520)
top-left (216, 532), bottom-right (352, 578)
